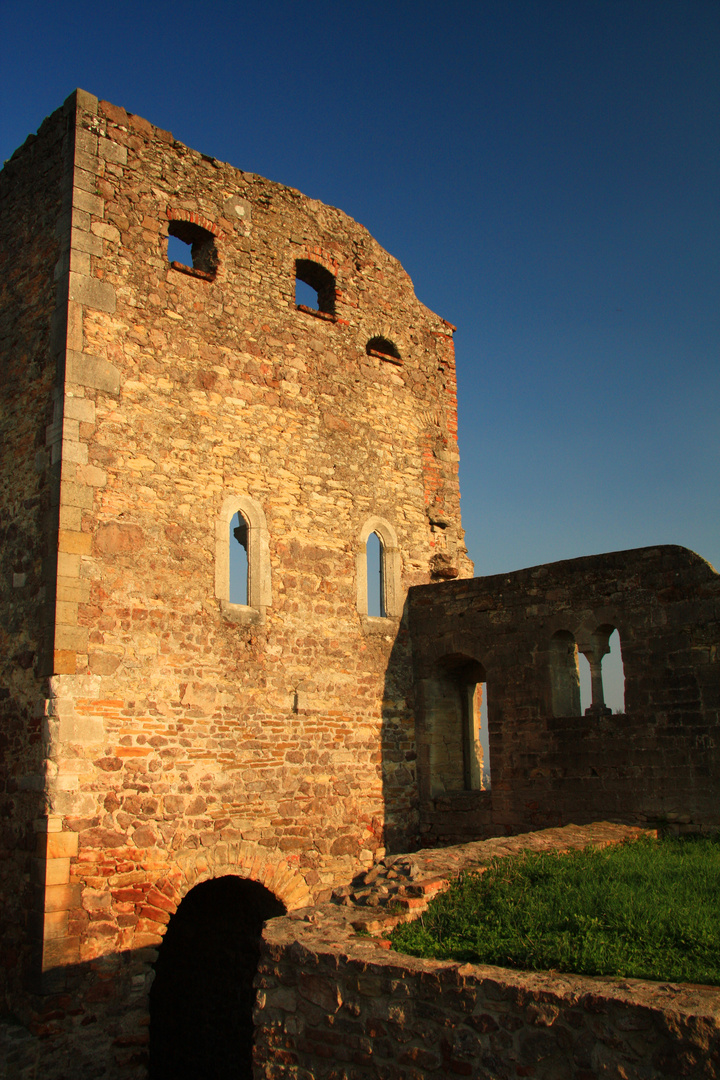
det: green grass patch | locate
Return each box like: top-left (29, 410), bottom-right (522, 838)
top-left (390, 835), bottom-right (720, 985)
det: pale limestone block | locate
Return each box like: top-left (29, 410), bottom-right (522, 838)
top-left (64, 396), bottom-right (95, 423)
top-left (56, 577), bottom-right (90, 602)
top-left (73, 167), bottom-right (98, 194)
top-left (45, 858), bottom-right (71, 886)
top-left (61, 482), bottom-right (94, 510)
top-left (67, 301), bottom-right (84, 351)
top-left (69, 249), bottom-right (90, 276)
top-left (71, 208), bottom-right (90, 232)
top-left (68, 273), bottom-right (116, 314)
top-left (55, 624), bottom-right (88, 651)
top-left (51, 791), bottom-right (97, 817)
top-left (44, 883), bottom-right (82, 912)
top-left (61, 439), bottom-right (88, 465)
top-left (71, 188), bottom-right (103, 218)
top-left (56, 708), bottom-right (104, 746)
top-left (71, 226), bottom-right (103, 256)
top-left (66, 350), bottom-right (121, 393)
top-left (56, 601), bottom-right (79, 625)
top-left (43, 910), bottom-right (70, 940)
top-left (57, 552), bottom-right (80, 578)
top-left (45, 831), bottom-right (79, 859)
top-left (98, 139), bottom-right (127, 165)
top-left (62, 419), bottom-right (80, 443)
top-left (59, 506), bottom-right (82, 531)
top-left (58, 530), bottom-right (91, 556)
top-left (74, 129), bottom-right (98, 157)
top-left (74, 88), bottom-right (98, 115)
top-left (54, 773), bottom-right (79, 791)
top-left (74, 149), bottom-right (102, 175)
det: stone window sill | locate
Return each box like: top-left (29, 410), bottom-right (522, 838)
top-left (296, 304), bottom-right (337, 323)
top-left (169, 261), bottom-right (215, 282)
top-left (220, 600), bottom-right (264, 626)
top-left (360, 614), bottom-right (400, 635)
top-left (368, 348), bottom-right (402, 366)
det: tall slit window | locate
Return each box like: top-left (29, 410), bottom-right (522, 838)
top-left (366, 532), bottom-right (385, 617)
top-left (229, 512), bottom-right (249, 605)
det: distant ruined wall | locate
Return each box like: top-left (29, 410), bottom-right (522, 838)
top-left (409, 545), bottom-right (720, 842)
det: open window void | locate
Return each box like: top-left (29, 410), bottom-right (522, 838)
top-left (229, 511), bottom-right (249, 606)
top-left (422, 655), bottom-right (486, 797)
top-left (579, 625), bottom-right (625, 715)
top-left (366, 336), bottom-right (402, 364)
top-left (167, 219), bottom-right (218, 280)
top-left (366, 531), bottom-right (385, 617)
top-left (149, 876), bottom-right (285, 1080)
top-left (295, 259), bottom-right (336, 317)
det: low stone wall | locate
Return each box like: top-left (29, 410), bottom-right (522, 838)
top-left (254, 824), bottom-right (720, 1079)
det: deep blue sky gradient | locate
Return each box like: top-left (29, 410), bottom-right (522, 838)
top-left (2, 0), bottom-right (718, 575)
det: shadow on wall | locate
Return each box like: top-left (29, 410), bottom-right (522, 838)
top-left (378, 600), bottom-right (422, 854)
top-left (5, 876), bottom-right (285, 1080)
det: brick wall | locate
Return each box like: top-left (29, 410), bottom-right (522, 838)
top-left (255, 823), bottom-right (720, 1080)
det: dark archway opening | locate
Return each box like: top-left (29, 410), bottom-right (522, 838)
top-left (149, 876), bottom-right (285, 1080)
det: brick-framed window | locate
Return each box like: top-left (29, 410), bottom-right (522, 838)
top-left (366, 336), bottom-right (402, 365)
top-left (166, 209), bottom-right (222, 281)
top-left (295, 259), bottom-right (337, 320)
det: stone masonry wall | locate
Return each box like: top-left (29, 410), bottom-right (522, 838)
top-left (0, 89), bottom-right (471, 1069)
top-left (255, 823), bottom-right (720, 1079)
top-left (408, 545), bottom-right (720, 842)
top-left (0, 95), bottom-right (76, 1005)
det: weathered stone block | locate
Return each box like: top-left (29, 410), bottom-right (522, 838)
top-left (67, 272), bottom-right (116, 313)
top-left (66, 349), bottom-right (121, 392)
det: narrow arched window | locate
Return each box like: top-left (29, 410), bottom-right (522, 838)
top-left (295, 259), bottom-right (336, 316)
top-left (366, 532), bottom-right (385, 617)
top-left (356, 516), bottom-right (402, 619)
top-left (603, 628), bottom-right (626, 714)
top-left (215, 496), bottom-right (272, 624)
top-left (229, 512), bottom-right (249, 606)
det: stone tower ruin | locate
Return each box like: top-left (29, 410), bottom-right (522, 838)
top-left (0, 89), bottom-right (472, 1071)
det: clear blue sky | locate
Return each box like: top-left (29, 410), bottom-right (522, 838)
top-left (2, 0), bottom-right (718, 576)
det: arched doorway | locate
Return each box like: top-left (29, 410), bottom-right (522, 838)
top-left (149, 876), bottom-right (286, 1080)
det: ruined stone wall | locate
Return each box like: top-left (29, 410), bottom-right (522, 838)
top-left (409, 545), bottom-right (720, 841)
top-left (0, 89), bottom-right (470, 1064)
top-left (0, 97), bottom-right (76, 1003)
top-left (255, 823), bottom-right (720, 1080)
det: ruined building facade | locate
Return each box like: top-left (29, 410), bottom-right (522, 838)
top-left (0, 88), bottom-right (473, 1066)
top-left (1, 91), bottom-right (718, 1078)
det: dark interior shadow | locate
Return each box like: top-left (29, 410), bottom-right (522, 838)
top-left (149, 876), bottom-right (285, 1080)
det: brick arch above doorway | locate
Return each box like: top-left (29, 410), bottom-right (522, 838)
top-left (128, 842), bottom-right (312, 950)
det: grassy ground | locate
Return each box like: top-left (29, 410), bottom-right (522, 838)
top-left (390, 835), bottom-right (720, 985)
